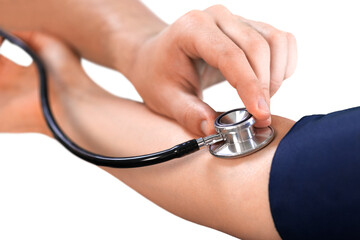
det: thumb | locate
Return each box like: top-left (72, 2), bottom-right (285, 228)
top-left (164, 90), bottom-right (218, 137)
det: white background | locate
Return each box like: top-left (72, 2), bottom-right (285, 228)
top-left (1, 0), bottom-right (359, 239)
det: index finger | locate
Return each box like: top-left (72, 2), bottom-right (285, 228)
top-left (176, 11), bottom-right (271, 123)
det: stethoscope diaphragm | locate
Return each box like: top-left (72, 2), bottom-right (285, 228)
top-left (197, 108), bottom-right (275, 158)
top-left (210, 108), bottom-right (274, 158)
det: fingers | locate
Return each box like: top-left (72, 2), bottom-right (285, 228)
top-left (176, 9), bottom-right (271, 126)
top-left (238, 17), bottom-right (298, 96)
top-left (205, 6), bottom-right (271, 101)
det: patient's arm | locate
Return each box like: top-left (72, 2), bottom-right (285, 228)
top-left (47, 85), bottom-right (294, 240)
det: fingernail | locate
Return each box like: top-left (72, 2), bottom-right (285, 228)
top-left (258, 98), bottom-right (270, 114)
top-left (201, 120), bottom-right (208, 136)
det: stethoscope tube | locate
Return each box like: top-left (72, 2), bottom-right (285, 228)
top-left (0, 28), bottom-right (202, 168)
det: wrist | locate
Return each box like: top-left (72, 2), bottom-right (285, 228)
top-left (108, 20), bottom-right (167, 78)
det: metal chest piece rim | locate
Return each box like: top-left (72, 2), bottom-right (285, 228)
top-left (209, 108), bottom-right (275, 158)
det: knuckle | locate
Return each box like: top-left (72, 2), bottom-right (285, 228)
top-left (260, 84), bottom-right (271, 96)
top-left (285, 32), bottom-right (297, 49)
top-left (270, 82), bottom-right (282, 96)
top-left (271, 78), bottom-right (282, 90)
top-left (207, 4), bottom-right (229, 13)
top-left (268, 30), bottom-right (288, 44)
top-left (271, 72), bottom-right (285, 86)
top-left (180, 10), bottom-right (208, 26)
top-left (286, 32), bottom-right (296, 42)
top-left (251, 35), bottom-right (270, 54)
top-left (261, 84), bottom-right (270, 92)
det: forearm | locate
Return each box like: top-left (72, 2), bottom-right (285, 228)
top-left (0, 0), bottom-right (166, 72)
top-left (43, 84), bottom-right (294, 239)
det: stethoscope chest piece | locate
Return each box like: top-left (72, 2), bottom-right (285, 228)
top-left (209, 108), bottom-right (275, 158)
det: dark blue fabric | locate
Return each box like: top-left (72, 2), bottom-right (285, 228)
top-left (269, 107), bottom-right (360, 240)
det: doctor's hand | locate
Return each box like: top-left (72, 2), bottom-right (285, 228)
top-left (126, 5), bottom-right (297, 136)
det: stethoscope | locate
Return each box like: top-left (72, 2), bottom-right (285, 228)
top-left (0, 28), bottom-right (275, 168)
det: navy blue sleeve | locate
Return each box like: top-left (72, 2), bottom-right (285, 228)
top-left (269, 107), bottom-right (360, 240)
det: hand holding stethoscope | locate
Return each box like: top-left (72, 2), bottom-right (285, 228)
top-left (128, 6), bottom-right (297, 136)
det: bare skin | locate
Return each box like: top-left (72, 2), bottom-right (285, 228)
top-left (0, 1), bottom-right (297, 135)
top-left (0, 33), bottom-right (295, 239)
